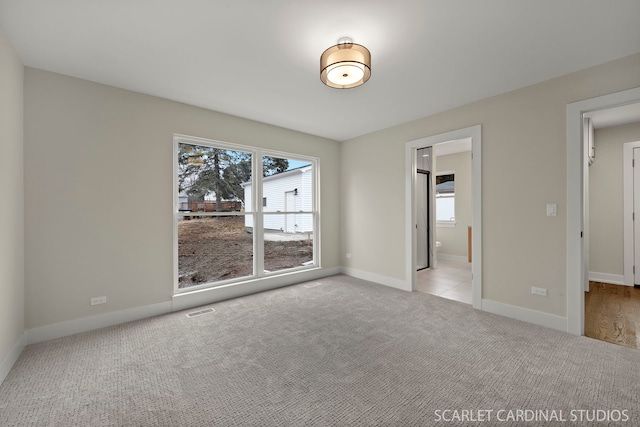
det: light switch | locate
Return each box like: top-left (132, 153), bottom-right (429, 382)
top-left (546, 204), bottom-right (557, 217)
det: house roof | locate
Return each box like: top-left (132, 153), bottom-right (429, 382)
top-left (1, 1), bottom-right (639, 141)
top-left (241, 164), bottom-right (311, 187)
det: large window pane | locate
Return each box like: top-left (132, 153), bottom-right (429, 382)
top-left (177, 142), bottom-right (253, 288)
top-left (178, 215), bottom-right (253, 288)
top-left (262, 156), bottom-right (313, 215)
top-left (263, 214), bottom-right (314, 273)
top-left (178, 143), bottom-right (251, 212)
top-left (175, 137), bottom-right (318, 292)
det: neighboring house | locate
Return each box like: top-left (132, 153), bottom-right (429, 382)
top-left (242, 165), bottom-right (313, 233)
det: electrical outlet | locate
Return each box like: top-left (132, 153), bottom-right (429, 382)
top-left (531, 287), bottom-right (547, 297)
top-left (346, 253), bottom-right (352, 259)
top-left (91, 296), bottom-right (107, 306)
top-left (546, 204), bottom-right (557, 217)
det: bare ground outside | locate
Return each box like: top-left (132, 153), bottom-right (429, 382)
top-left (178, 216), bottom-right (313, 288)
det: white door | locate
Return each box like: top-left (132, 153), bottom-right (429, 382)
top-left (285, 191), bottom-right (296, 233)
top-left (634, 148), bottom-right (640, 285)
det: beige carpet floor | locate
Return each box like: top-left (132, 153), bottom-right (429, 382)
top-left (1, 274), bottom-right (638, 426)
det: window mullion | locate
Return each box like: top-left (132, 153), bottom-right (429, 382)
top-left (254, 150), bottom-right (265, 277)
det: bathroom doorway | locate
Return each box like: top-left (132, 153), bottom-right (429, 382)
top-left (405, 125), bottom-right (482, 309)
top-left (414, 140), bottom-right (473, 303)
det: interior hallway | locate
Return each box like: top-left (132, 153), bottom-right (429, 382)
top-left (585, 281), bottom-right (640, 349)
top-left (416, 258), bottom-right (472, 304)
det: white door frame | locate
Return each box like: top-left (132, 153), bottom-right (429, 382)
top-left (405, 125), bottom-right (482, 309)
top-left (566, 87), bottom-right (640, 335)
top-left (582, 118), bottom-right (593, 292)
top-left (625, 142), bottom-right (640, 286)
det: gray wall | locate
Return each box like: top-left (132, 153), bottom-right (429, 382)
top-left (589, 122), bottom-right (640, 276)
top-left (8, 38), bottom-right (640, 337)
top-left (340, 53), bottom-right (640, 318)
top-left (24, 68), bottom-right (341, 329)
top-left (435, 151), bottom-right (471, 259)
top-left (0, 26), bottom-right (24, 367)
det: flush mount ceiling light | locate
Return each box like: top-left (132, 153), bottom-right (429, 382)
top-left (320, 37), bottom-right (371, 89)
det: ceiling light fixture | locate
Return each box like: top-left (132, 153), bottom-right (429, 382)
top-left (320, 37), bottom-right (371, 89)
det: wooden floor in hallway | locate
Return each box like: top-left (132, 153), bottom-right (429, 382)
top-left (585, 281), bottom-right (640, 349)
top-left (416, 258), bottom-right (472, 304)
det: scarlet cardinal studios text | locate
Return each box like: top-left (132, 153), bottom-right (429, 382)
top-left (433, 409), bottom-right (629, 423)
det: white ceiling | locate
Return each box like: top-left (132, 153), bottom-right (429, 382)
top-left (1, 1), bottom-right (640, 141)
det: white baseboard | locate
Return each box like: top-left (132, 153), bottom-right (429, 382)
top-left (341, 269), bottom-right (568, 333)
top-left (341, 267), bottom-right (409, 291)
top-left (0, 333), bottom-right (26, 385)
top-left (437, 254), bottom-right (468, 263)
top-left (26, 301), bottom-right (173, 345)
top-left (26, 268), bottom-right (342, 345)
top-left (588, 272), bottom-right (626, 286)
top-left (481, 299), bottom-right (567, 332)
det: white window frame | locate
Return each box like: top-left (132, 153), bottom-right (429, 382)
top-left (435, 170), bottom-right (456, 228)
top-left (173, 134), bottom-right (320, 294)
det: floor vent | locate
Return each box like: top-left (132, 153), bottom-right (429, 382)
top-left (186, 308), bottom-right (215, 318)
top-left (303, 282), bottom-right (324, 288)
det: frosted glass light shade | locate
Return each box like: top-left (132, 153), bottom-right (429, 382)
top-left (320, 42), bottom-right (371, 89)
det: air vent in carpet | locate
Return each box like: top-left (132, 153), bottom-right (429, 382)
top-left (186, 308), bottom-right (215, 318)
top-left (303, 282), bottom-right (324, 288)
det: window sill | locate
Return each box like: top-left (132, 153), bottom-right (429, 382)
top-left (172, 266), bottom-right (333, 312)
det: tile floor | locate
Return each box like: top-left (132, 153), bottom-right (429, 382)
top-left (416, 258), bottom-right (472, 304)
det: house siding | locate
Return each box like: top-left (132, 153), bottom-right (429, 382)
top-left (244, 166), bottom-right (314, 233)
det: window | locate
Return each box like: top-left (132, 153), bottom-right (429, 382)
top-left (174, 136), bottom-right (318, 292)
top-left (436, 173), bottom-right (455, 227)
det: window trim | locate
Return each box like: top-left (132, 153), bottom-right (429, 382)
top-left (173, 134), bottom-right (320, 294)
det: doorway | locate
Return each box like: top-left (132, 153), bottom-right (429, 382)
top-left (583, 117), bottom-right (640, 347)
top-left (415, 139), bottom-right (473, 303)
top-left (566, 87), bottom-right (640, 335)
top-left (405, 125), bottom-right (482, 309)
top-left (586, 123), bottom-right (640, 287)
